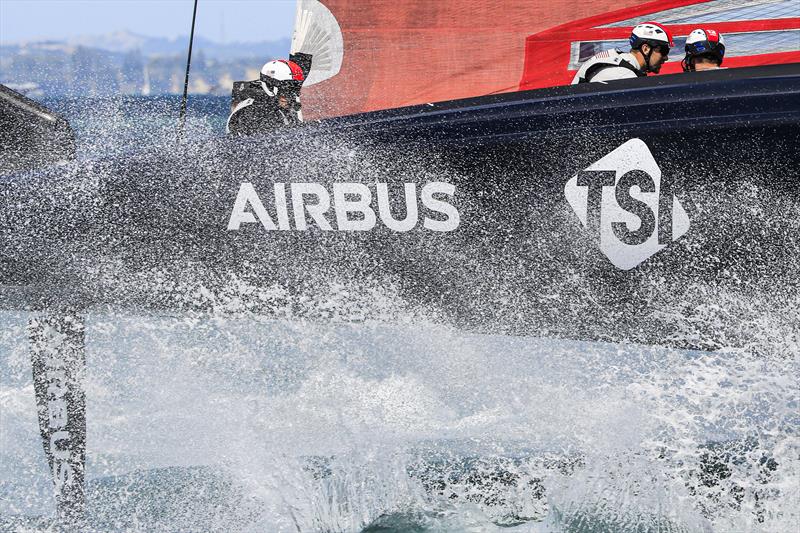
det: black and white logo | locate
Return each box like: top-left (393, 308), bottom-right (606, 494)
top-left (564, 139), bottom-right (690, 270)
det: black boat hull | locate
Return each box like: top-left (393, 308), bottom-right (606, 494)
top-left (2, 64), bottom-right (799, 348)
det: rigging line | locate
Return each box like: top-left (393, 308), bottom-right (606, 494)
top-left (403, 82), bottom-right (522, 108)
top-left (480, 83), bottom-right (526, 97)
top-left (178, 0), bottom-right (199, 144)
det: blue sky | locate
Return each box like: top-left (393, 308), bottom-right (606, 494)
top-left (0, 0), bottom-right (297, 43)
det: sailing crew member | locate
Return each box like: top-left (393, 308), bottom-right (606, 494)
top-left (572, 22), bottom-right (674, 84)
top-left (681, 29), bottom-right (726, 72)
top-left (226, 59), bottom-right (306, 136)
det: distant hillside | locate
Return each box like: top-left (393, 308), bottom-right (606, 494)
top-left (0, 31), bottom-right (291, 97)
top-left (60, 30), bottom-right (291, 61)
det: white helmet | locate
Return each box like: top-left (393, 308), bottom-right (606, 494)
top-left (682, 28), bottom-right (726, 71)
top-left (259, 59), bottom-right (306, 94)
top-left (629, 22), bottom-right (674, 73)
top-left (629, 22), bottom-right (674, 50)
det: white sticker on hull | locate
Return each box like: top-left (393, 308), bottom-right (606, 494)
top-left (564, 138), bottom-right (690, 270)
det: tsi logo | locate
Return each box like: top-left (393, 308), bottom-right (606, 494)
top-left (564, 138), bottom-right (690, 270)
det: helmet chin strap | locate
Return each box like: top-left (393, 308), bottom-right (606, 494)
top-left (641, 45), bottom-right (655, 73)
top-left (259, 81), bottom-right (278, 97)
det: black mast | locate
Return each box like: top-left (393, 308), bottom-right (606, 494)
top-left (178, 0), bottom-right (199, 142)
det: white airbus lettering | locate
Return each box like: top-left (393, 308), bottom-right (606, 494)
top-left (229, 182), bottom-right (460, 232)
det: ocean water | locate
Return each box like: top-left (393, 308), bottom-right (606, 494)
top-left (0, 96), bottom-right (798, 532)
top-left (41, 95), bottom-right (231, 158)
top-left (2, 311), bottom-right (797, 532)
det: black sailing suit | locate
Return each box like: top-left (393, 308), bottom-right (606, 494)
top-left (226, 81), bottom-right (302, 136)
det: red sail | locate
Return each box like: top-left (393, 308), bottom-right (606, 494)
top-left (298, 0), bottom-right (800, 119)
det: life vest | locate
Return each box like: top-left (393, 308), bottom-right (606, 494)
top-left (572, 49), bottom-right (645, 84)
